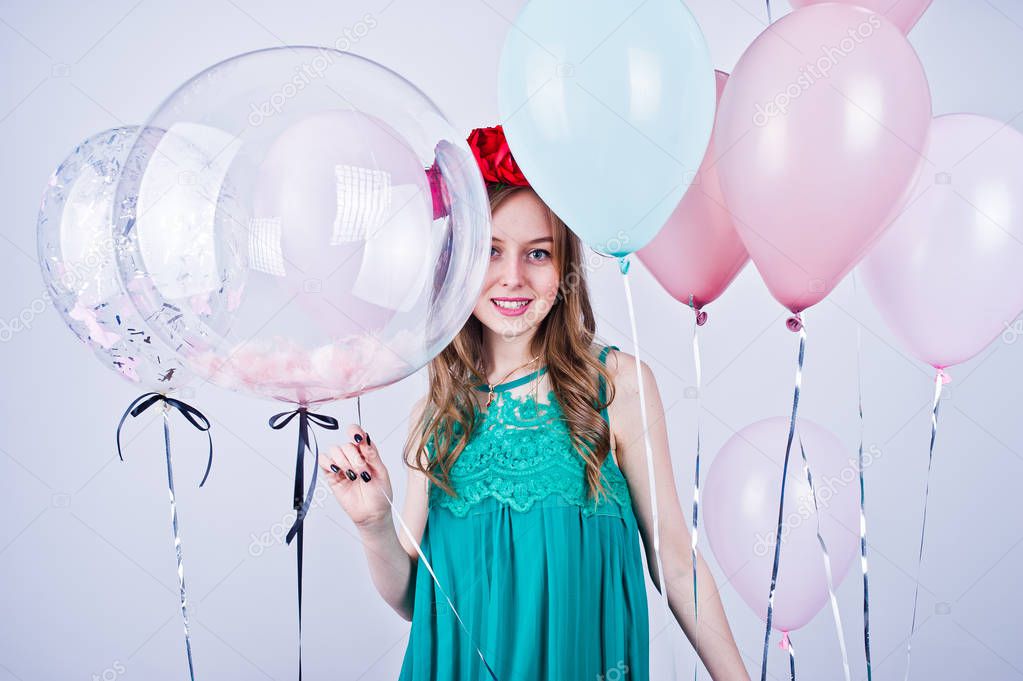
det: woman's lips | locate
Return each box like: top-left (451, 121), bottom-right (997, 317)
top-left (491, 297), bottom-right (532, 317)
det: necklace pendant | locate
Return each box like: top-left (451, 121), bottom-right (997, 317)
top-left (486, 388), bottom-right (495, 408)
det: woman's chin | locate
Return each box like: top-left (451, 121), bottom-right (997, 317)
top-left (480, 315), bottom-right (531, 339)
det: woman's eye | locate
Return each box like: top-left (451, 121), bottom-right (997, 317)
top-left (490, 246), bottom-right (500, 258)
top-left (528, 248), bottom-right (551, 261)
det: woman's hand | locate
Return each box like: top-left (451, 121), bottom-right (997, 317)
top-left (317, 424), bottom-right (394, 530)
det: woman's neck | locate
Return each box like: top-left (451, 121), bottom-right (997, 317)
top-left (481, 329), bottom-right (542, 383)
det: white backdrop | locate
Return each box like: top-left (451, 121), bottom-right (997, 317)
top-left (2, 1), bottom-right (1022, 679)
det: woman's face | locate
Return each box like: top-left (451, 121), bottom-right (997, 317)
top-left (472, 189), bottom-right (560, 341)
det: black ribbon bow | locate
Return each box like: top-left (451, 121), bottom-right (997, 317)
top-left (116, 391), bottom-right (213, 487)
top-left (268, 407), bottom-right (339, 543)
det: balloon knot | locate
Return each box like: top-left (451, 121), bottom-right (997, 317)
top-left (687, 295), bottom-right (708, 325)
top-left (938, 368), bottom-right (952, 385)
top-left (786, 314), bottom-right (803, 332)
top-left (618, 256), bottom-right (631, 275)
top-left (779, 631), bottom-right (791, 651)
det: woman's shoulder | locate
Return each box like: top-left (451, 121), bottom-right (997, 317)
top-left (590, 342), bottom-right (624, 368)
top-left (592, 344), bottom-right (655, 398)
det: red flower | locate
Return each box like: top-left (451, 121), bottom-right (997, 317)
top-left (467, 125), bottom-right (530, 186)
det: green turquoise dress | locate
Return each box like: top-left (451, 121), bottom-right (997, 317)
top-left (399, 345), bottom-right (650, 680)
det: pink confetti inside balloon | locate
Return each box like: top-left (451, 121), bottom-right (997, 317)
top-left (38, 126), bottom-right (190, 390)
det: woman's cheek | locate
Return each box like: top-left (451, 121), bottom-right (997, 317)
top-left (544, 271), bottom-right (560, 300)
top-left (536, 283), bottom-right (559, 314)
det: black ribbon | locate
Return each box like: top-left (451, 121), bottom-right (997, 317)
top-left (116, 391), bottom-right (214, 680)
top-left (116, 392), bottom-right (213, 488)
top-left (268, 407), bottom-right (339, 681)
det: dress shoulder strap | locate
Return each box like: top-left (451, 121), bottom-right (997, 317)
top-left (597, 344), bottom-right (619, 422)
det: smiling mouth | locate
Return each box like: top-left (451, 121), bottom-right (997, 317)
top-left (491, 297), bottom-right (533, 316)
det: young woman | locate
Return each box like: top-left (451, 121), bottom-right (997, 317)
top-left (318, 127), bottom-right (750, 680)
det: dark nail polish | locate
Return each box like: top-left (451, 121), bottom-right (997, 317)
top-left (366, 433), bottom-right (371, 446)
top-left (346, 469), bottom-right (357, 481)
top-left (329, 464), bottom-right (341, 473)
top-left (360, 471), bottom-right (372, 482)
top-left (354, 433), bottom-right (363, 444)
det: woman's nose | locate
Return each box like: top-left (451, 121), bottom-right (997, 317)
top-left (498, 252), bottom-right (525, 287)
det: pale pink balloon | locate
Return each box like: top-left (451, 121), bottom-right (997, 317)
top-left (788, 0), bottom-right (932, 33)
top-left (638, 71), bottom-right (749, 314)
top-left (703, 417), bottom-right (859, 632)
top-left (252, 109), bottom-right (434, 340)
top-left (859, 114), bottom-right (1023, 369)
top-left (715, 4), bottom-right (932, 313)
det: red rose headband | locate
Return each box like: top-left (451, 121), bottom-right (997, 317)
top-left (428, 124), bottom-right (529, 219)
top-left (467, 125), bottom-right (530, 187)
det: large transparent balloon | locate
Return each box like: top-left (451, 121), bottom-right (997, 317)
top-left (38, 126), bottom-right (190, 390)
top-left (113, 47), bottom-right (491, 405)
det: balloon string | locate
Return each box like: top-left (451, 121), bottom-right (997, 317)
top-left (853, 272), bottom-right (873, 681)
top-left (688, 296), bottom-right (703, 681)
top-left (797, 434), bottom-right (852, 680)
top-left (378, 487), bottom-right (499, 680)
top-left (903, 369), bottom-right (944, 681)
top-left (620, 257), bottom-right (678, 678)
top-left (760, 312), bottom-right (806, 681)
top-left (163, 402), bottom-right (198, 681)
top-left (766, 0), bottom-right (774, 24)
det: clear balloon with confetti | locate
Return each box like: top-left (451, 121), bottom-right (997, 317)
top-left (38, 126), bottom-right (190, 390)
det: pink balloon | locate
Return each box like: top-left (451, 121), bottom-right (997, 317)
top-left (788, 0), bottom-right (932, 33)
top-left (703, 417), bottom-right (859, 632)
top-left (859, 114), bottom-right (1023, 369)
top-left (715, 4), bottom-right (932, 313)
top-left (253, 110), bottom-right (432, 340)
top-left (638, 71), bottom-right (749, 314)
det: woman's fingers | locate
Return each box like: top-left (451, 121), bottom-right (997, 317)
top-left (339, 441), bottom-right (372, 482)
top-left (324, 444), bottom-right (358, 483)
top-left (345, 423), bottom-right (381, 477)
top-left (316, 450), bottom-right (334, 475)
top-left (345, 423), bottom-right (366, 444)
top-left (319, 428), bottom-right (379, 487)
top-left (318, 427), bottom-right (395, 528)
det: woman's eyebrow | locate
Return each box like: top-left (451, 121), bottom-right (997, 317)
top-left (492, 236), bottom-right (554, 244)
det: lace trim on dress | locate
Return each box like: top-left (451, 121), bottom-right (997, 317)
top-left (428, 388), bottom-right (632, 518)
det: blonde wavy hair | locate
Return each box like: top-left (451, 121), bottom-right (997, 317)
top-left (403, 185), bottom-right (616, 502)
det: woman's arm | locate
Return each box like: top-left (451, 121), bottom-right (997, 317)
top-left (356, 460), bottom-right (428, 622)
top-left (607, 350), bottom-right (751, 681)
top-left (320, 397), bottom-right (431, 621)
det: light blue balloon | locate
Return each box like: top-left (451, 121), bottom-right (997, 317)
top-left (498, 0), bottom-right (716, 257)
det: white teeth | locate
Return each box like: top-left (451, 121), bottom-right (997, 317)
top-left (493, 299), bottom-right (529, 309)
